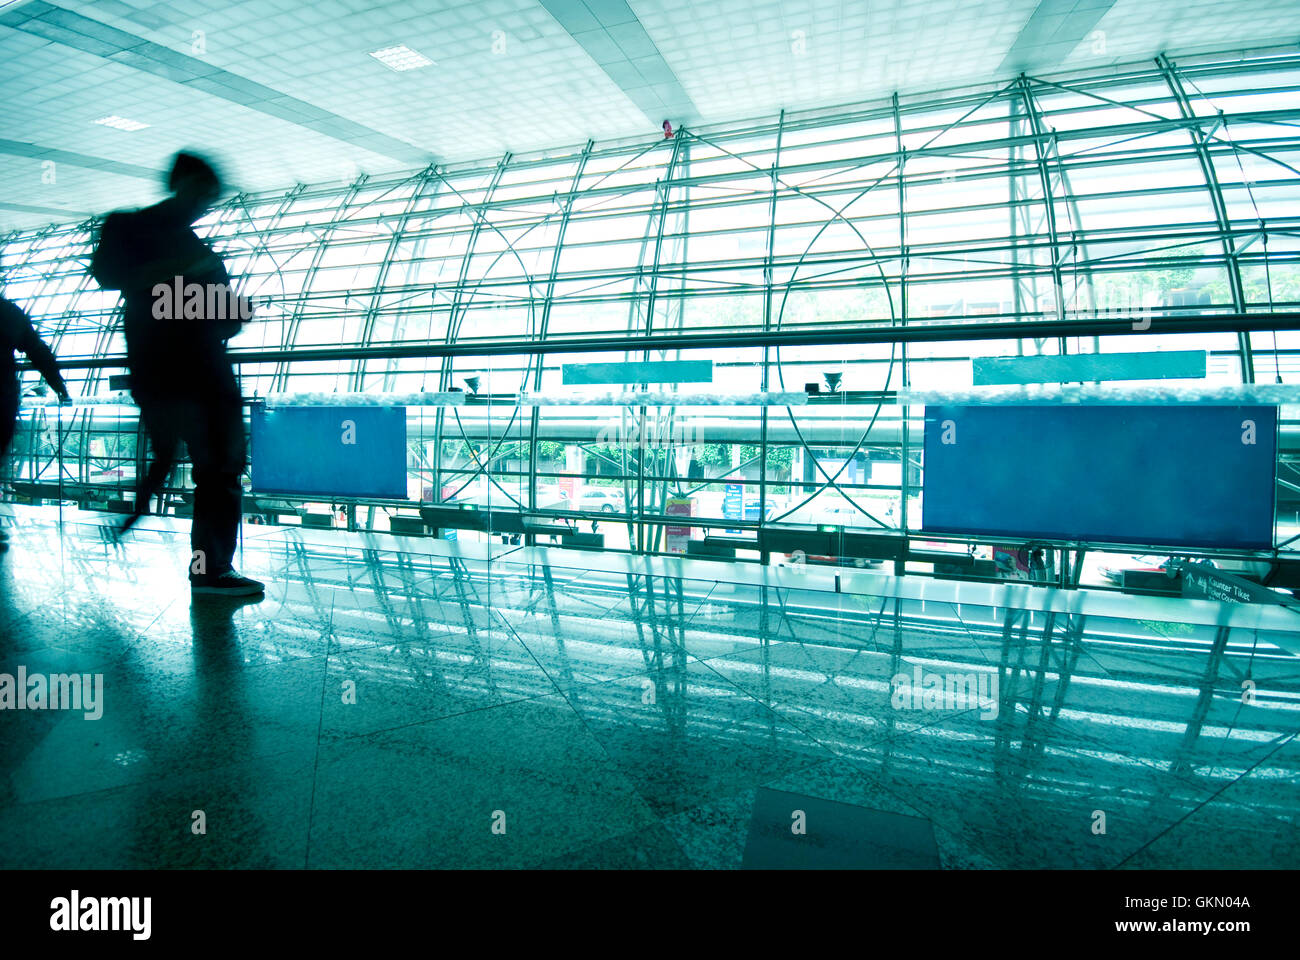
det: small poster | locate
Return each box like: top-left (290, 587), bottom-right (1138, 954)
top-left (992, 546), bottom-right (1031, 581)
top-left (665, 497), bottom-right (694, 554)
top-left (558, 476), bottom-right (578, 504)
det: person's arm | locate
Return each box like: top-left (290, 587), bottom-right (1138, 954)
top-left (13, 311), bottom-right (70, 401)
top-left (24, 334), bottom-right (70, 401)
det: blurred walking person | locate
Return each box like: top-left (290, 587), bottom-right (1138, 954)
top-left (0, 295), bottom-right (70, 542)
top-left (90, 152), bottom-right (263, 596)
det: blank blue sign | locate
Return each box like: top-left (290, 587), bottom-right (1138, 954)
top-left (251, 405), bottom-right (408, 499)
top-left (922, 405), bottom-right (1276, 549)
top-left (972, 350), bottom-right (1206, 385)
top-left (562, 360), bottom-right (713, 385)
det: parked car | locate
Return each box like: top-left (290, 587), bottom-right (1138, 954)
top-left (812, 503), bottom-right (883, 527)
top-left (577, 487), bottom-right (626, 513)
top-left (1097, 555), bottom-right (1178, 585)
top-left (783, 500), bottom-right (893, 527)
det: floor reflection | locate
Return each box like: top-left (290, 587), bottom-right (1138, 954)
top-left (0, 508), bottom-right (1296, 868)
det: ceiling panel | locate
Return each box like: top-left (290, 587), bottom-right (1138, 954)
top-left (0, 0), bottom-right (1295, 234)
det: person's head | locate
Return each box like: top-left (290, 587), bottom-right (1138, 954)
top-left (167, 152), bottom-right (221, 223)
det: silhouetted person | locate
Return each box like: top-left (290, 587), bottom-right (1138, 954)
top-left (90, 152), bottom-right (263, 596)
top-left (1, 294), bottom-right (70, 461)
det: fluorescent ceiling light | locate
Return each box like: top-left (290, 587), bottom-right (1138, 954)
top-left (369, 44), bottom-right (434, 72)
top-left (94, 115), bottom-right (149, 131)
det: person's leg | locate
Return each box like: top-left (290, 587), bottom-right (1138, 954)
top-left (0, 390), bottom-right (18, 461)
top-left (121, 391), bottom-right (180, 535)
top-left (0, 391), bottom-right (16, 541)
top-left (183, 388), bottom-right (247, 579)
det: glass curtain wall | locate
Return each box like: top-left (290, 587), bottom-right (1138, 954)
top-left (2, 49), bottom-right (1298, 556)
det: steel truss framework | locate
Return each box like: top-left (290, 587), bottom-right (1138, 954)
top-left (2, 48), bottom-right (1300, 560)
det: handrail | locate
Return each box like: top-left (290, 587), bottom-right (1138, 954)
top-left (18, 311), bottom-right (1300, 371)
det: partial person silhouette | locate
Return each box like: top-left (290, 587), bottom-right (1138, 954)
top-left (90, 152), bottom-right (263, 596)
top-left (0, 295), bottom-right (70, 544)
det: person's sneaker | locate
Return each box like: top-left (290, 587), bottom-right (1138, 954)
top-left (190, 570), bottom-right (265, 596)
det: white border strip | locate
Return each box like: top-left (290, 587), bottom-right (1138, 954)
top-left (22, 384), bottom-right (1300, 409)
top-left (23, 390), bottom-right (810, 408)
top-left (894, 384), bottom-right (1300, 406)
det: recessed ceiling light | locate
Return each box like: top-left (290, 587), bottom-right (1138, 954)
top-left (94, 115), bottom-right (149, 132)
top-left (369, 44), bottom-right (434, 72)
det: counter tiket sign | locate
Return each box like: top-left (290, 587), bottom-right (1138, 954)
top-left (1179, 560), bottom-right (1292, 606)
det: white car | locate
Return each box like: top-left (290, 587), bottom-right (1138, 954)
top-left (784, 501), bottom-right (892, 527)
top-left (578, 487), bottom-right (626, 513)
top-left (1097, 555), bottom-right (1183, 585)
top-left (815, 503), bottom-right (882, 527)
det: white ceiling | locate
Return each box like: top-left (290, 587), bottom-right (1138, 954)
top-left (1, 0), bottom-right (1296, 233)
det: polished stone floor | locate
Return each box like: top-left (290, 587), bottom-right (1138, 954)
top-left (1, 505), bottom-right (1298, 869)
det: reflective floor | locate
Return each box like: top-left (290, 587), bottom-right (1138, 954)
top-left (1, 505), bottom-right (1298, 869)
